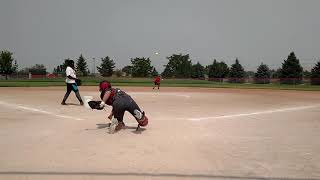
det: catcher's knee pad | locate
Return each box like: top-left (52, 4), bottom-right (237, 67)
top-left (134, 109), bottom-right (148, 127)
top-left (134, 109), bottom-right (143, 119)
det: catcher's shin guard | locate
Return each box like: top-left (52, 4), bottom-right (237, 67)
top-left (108, 118), bottom-right (119, 134)
top-left (134, 110), bottom-right (148, 127)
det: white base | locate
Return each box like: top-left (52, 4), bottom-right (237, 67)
top-left (82, 96), bottom-right (93, 109)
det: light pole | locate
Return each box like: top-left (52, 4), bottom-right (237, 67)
top-left (92, 57), bottom-right (96, 75)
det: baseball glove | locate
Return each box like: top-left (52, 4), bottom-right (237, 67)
top-left (75, 79), bottom-right (82, 86)
top-left (88, 100), bottom-right (104, 110)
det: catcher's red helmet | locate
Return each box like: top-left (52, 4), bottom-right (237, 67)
top-left (99, 81), bottom-right (111, 91)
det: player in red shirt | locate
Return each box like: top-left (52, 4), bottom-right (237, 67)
top-left (153, 76), bottom-right (161, 90)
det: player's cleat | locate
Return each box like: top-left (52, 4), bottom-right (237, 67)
top-left (108, 118), bottom-right (119, 134)
top-left (137, 111), bottom-right (148, 127)
top-left (115, 122), bottom-right (126, 131)
top-left (136, 124), bottom-right (140, 131)
top-left (80, 101), bottom-right (84, 106)
top-left (134, 110), bottom-right (149, 127)
top-left (61, 101), bottom-right (67, 105)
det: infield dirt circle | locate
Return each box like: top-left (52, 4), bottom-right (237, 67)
top-left (0, 86), bottom-right (320, 180)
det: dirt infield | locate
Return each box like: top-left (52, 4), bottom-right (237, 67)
top-left (0, 86), bottom-right (320, 180)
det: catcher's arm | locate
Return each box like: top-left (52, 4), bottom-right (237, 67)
top-left (102, 91), bottom-right (111, 102)
top-left (108, 109), bottom-right (113, 120)
top-left (102, 92), bottom-right (113, 120)
top-left (100, 91), bottom-right (111, 108)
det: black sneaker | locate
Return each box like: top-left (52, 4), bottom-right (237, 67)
top-left (61, 102), bottom-right (67, 105)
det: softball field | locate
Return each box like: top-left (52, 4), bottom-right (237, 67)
top-left (0, 87), bottom-right (320, 180)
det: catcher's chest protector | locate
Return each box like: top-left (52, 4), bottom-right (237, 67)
top-left (101, 88), bottom-right (126, 105)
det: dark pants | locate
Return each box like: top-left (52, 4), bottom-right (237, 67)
top-left (112, 95), bottom-right (141, 122)
top-left (62, 83), bottom-right (83, 103)
top-left (153, 82), bottom-right (160, 89)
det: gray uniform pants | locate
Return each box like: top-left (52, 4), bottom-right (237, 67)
top-left (112, 95), bottom-right (141, 122)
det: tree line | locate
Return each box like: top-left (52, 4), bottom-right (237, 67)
top-left (1, 50), bottom-right (320, 85)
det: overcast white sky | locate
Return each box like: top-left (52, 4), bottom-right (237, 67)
top-left (0, 0), bottom-right (319, 72)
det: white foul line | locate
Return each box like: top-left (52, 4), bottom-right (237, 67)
top-left (0, 101), bottom-right (84, 121)
top-left (189, 104), bottom-right (320, 121)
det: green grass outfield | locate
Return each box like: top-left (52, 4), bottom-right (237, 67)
top-left (0, 77), bottom-right (320, 91)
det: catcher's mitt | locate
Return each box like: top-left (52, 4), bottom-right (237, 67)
top-left (88, 101), bottom-right (104, 110)
top-left (75, 79), bottom-right (82, 86)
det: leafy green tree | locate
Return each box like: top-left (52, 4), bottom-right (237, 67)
top-left (279, 52), bottom-right (303, 84)
top-left (63, 58), bottom-right (71, 69)
top-left (191, 62), bottom-right (205, 79)
top-left (114, 69), bottom-right (123, 77)
top-left (162, 54), bottom-right (192, 78)
top-left (204, 65), bottom-right (210, 76)
top-left (245, 71), bottom-right (255, 78)
top-left (208, 59), bottom-right (219, 79)
top-left (97, 56), bottom-right (115, 77)
top-left (53, 59), bottom-right (72, 76)
top-left (131, 57), bottom-right (153, 77)
top-left (53, 65), bottom-right (64, 75)
top-left (53, 67), bottom-right (58, 74)
top-left (254, 63), bottom-right (271, 84)
top-left (161, 63), bottom-right (174, 78)
top-left (76, 54), bottom-right (89, 76)
top-left (151, 67), bottom-right (159, 77)
top-left (0, 50), bottom-right (16, 80)
top-left (29, 64), bottom-right (47, 75)
top-left (122, 65), bottom-right (133, 77)
top-left (218, 61), bottom-right (229, 78)
top-left (208, 59), bottom-right (229, 82)
top-left (271, 68), bottom-right (281, 78)
top-left (17, 68), bottom-right (29, 75)
top-left (311, 61), bottom-right (320, 85)
top-left (270, 69), bottom-right (276, 78)
top-left (303, 70), bottom-right (311, 78)
top-left (229, 58), bottom-right (245, 83)
top-left (12, 60), bottom-right (18, 74)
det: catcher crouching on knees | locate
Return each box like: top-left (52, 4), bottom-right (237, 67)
top-left (89, 81), bottom-right (148, 134)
